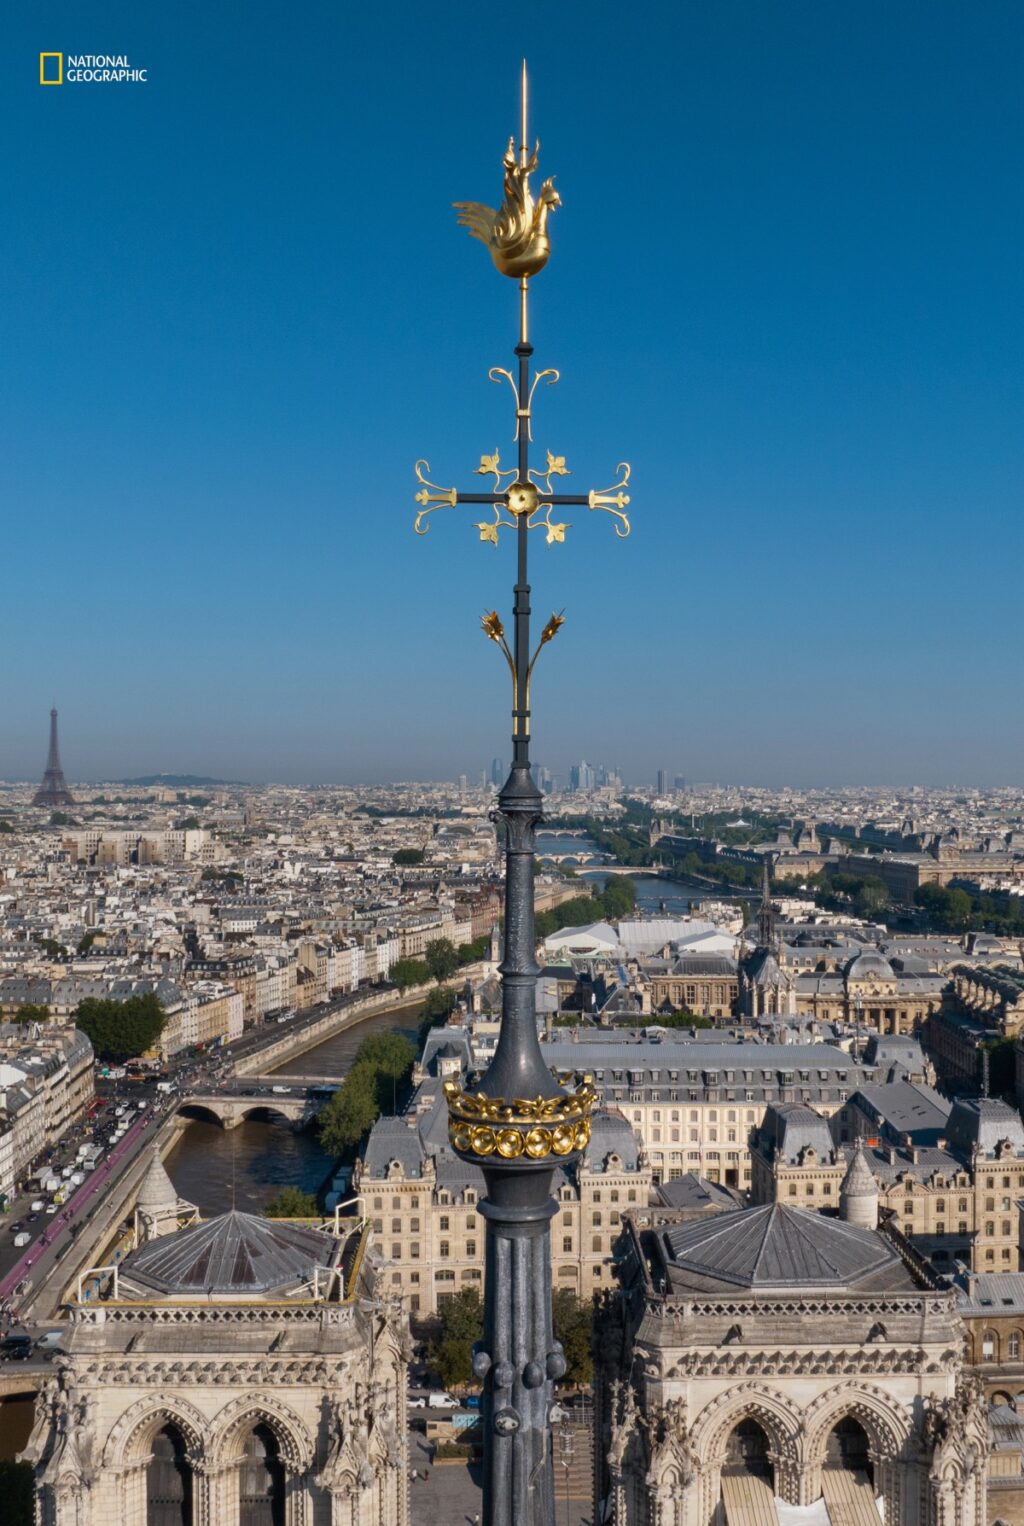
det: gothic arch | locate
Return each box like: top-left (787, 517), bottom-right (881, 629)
top-left (103, 1392), bottom-right (207, 1468)
top-left (804, 1383), bottom-right (912, 1466)
top-left (209, 1391), bottom-right (314, 1473)
top-left (691, 1382), bottom-right (802, 1470)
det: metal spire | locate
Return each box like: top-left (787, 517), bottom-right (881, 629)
top-left (414, 64), bottom-right (632, 1526)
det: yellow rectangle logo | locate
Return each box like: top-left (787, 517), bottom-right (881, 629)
top-left (40, 52), bottom-right (63, 85)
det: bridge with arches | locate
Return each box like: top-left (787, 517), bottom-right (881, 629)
top-left (176, 1085), bottom-right (332, 1131)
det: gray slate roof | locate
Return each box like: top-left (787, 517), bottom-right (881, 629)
top-left (947, 1098), bottom-right (1024, 1158)
top-left (121, 1209), bottom-right (338, 1295)
top-left (661, 1202), bottom-right (911, 1291)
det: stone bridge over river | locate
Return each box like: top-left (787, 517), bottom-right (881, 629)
top-left (177, 1082), bottom-right (335, 1131)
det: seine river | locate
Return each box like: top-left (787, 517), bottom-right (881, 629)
top-left (164, 1005), bottom-right (421, 1217)
top-left (534, 830), bottom-right (754, 917)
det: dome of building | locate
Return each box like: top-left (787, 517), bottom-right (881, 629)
top-left (119, 1209), bottom-right (340, 1297)
top-left (136, 1145), bottom-right (178, 1213)
top-left (661, 1202), bottom-right (902, 1291)
top-left (844, 950), bottom-right (895, 983)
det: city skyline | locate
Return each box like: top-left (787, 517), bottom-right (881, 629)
top-left (6, 1), bottom-right (1023, 786)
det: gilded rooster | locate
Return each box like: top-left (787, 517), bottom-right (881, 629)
top-left (454, 137), bottom-right (561, 280)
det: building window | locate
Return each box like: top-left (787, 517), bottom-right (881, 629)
top-left (983, 1334), bottom-right (997, 1359)
top-left (592, 1212), bottom-right (602, 1226)
top-left (563, 1236), bottom-right (573, 1253)
top-left (466, 1240), bottom-right (477, 1257)
top-left (411, 1218), bottom-right (420, 1233)
top-left (439, 1215), bottom-right (449, 1231)
top-left (391, 1219), bottom-right (401, 1233)
top-left (1010, 1335), bottom-right (1021, 1359)
top-left (592, 1236), bottom-right (601, 1252)
top-left (439, 1241), bottom-right (450, 1258)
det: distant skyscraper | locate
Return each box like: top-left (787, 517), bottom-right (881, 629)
top-left (33, 707), bottom-right (74, 809)
top-left (674, 775), bottom-right (687, 791)
top-left (657, 769), bottom-right (668, 795)
top-left (569, 760), bottom-right (595, 792)
top-left (490, 757), bottom-right (505, 786)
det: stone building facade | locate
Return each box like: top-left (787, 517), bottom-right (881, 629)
top-left (24, 1152), bottom-right (408, 1526)
top-left (356, 1090), bottom-right (653, 1314)
top-left (751, 1095), bottom-right (1024, 1275)
top-left (649, 956), bottom-right (738, 1020)
top-left (596, 1182), bottom-right (989, 1526)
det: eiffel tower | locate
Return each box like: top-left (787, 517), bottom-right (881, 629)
top-left (33, 707), bottom-right (75, 808)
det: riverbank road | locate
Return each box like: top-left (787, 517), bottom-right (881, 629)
top-left (0, 1102), bottom-right (169, 1310)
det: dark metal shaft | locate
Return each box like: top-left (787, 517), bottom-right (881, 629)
top-left (474, 333), bottom-right (565, 1526)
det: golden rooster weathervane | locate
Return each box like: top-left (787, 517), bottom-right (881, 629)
top-left (413, 60), bottom-right (631, 716)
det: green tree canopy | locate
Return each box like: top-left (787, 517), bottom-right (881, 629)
top-left (425, 938), bottom-right (460, 983)
top-left (13, 1003), bottom-right (50, 1025)
top-left (552, 1290), bottom-right (594, 1386)
top-left (430, 1287), bottom-right (484, 1390)
top-left (74, 992), bottom-right (165, 1061)
top-left (420, 985), bottom-right (458, 1036)
top-left (599, 875), bottom-right (637, 920)
top-left (263, 1186), bottom-right (319, 1217)
top-left (392, 848), bottom-right (425, 866)
top-left (389, 958), bottom-right (429, 992)
top-left (655, 1011), bottom-right (713, 1029)
top-left (316, 1031), bottom-right (416, 1157)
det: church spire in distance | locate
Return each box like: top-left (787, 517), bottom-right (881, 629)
top-left (757, 855), bottom-right (776, 950)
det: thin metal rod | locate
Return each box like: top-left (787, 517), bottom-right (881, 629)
top-left (520, 59), bottom-right (528, 169)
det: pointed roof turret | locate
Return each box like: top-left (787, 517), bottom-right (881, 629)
top-left (840, 1147), bottom-right (878, 1228)
top-left (137, 1144), bottom-right (178, 1213)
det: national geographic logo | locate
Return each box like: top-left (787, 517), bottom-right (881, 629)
top-left (39, 53), bottom-right (148, 85)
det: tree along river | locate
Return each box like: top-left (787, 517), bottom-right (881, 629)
top-left (164, 1005), bottom-right (421, 1217)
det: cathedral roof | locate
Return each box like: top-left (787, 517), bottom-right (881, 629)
top-left (660, 1202), bottom-right (910, 1292)
top-left (744, 948), bottom-right (788, 988)
top-left (119, 1209), bottom-right (339, 1296)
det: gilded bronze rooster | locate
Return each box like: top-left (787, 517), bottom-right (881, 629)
top-left (454, 137), bottom-right (561, 280)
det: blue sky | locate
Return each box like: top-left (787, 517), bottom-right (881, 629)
top-left (3, 1), bottom-right (1022, 787)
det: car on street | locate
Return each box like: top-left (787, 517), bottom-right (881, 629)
top-left (426, 1393), bottom-right (459, 1409)
top-left (0, 1335), bottom-right (33, 1361)
top-left (407, 1396), bottom-right (427, 1409)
